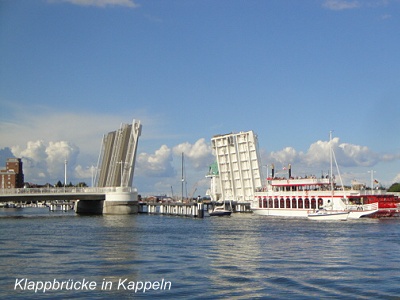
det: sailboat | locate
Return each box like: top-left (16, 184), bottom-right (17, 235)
top-left (307, 131), bottom-right (349, 221)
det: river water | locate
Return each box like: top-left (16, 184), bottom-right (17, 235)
top-left (0, 207), bottom-right (399, 299)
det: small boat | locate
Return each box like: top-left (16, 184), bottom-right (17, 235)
top-left (347, 202), bottom-right (379, 219)
top-left (209, 202), bottom-right (232, 216)
top-left (308, 209), bottom-right (349, 221)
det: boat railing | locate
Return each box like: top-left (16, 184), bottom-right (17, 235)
top-left (346, 202), bottom-right (379, 211)
top-left (254, 190), bottom-right (335, 198)
top-left (269, 177), bottom-right (330, 186)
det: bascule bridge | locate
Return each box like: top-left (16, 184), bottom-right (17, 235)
top-left (75, 119), bottom-right (142, 214)
top-left (0, 119), bottom-right (142, 215)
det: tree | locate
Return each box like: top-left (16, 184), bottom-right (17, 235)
top-left (387, 183), bottom-right (400, 192)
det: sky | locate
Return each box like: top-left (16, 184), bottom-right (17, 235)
top-left (1, 0), bottom-right (400, 197)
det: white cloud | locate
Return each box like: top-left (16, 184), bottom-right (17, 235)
top-left (133, 139), bottom-right (214, 195)
top-left (381, 153), bottom-right (400, 161)
top-left (50, 0), bottom-right (139, 8)
top-left (269, 147), bottom-right (300, 166)
top-left (380, 14), bottom-right (392, 20)
top-left (338, 142), bottom-right (378, 167)
top-left (267, 137), bottom-right (382, 170)
top-left (322, 0), bottom-right (397, 12)
top-left (45, 141), bottom-right (80, 178)
top-left (323, 0), bottom-right (361, 10)
top-left (10, 140), bottom-right (80, 184)
top-left (172, 138), bottom-right (214, 170)
top-left (136, 145), bottom-right (175, 177)
top-left (136, 138), bottom-right (214, 179)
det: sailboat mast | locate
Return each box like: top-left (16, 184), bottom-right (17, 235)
top-left (181, 152), bottom-right (184, 202)
top-left (329, 131), bottom-right (334, 196)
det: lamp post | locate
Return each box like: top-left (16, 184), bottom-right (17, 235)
top-left (64, 159), bottom-right (68, 192)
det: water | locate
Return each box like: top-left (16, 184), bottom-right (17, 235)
top-left (1, 208), bottom-right (399, 299)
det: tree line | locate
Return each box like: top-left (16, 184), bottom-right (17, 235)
top-left (54, 181), bottom-right (88, 188)
top-left (388, 183), bottom-right (400, 192)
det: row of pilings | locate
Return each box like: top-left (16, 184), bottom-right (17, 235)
top-left (139, 202), bottom-right (205, 218)
top-left (138, 201), bottom-right (252, 218)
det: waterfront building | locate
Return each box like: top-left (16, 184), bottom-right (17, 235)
top-left (0, 158), bottom-right (24, 189)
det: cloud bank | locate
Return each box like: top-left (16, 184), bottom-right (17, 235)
top-left (1, 133), bottom-right (399, 193)
top-left (9, 140), bottom-right (80, 184)
top-left (322, 0), bottom-right (361, 10)
top-left (267, 137), bottom-right (382, 169)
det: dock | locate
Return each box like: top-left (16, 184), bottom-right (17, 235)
top-left (139, 202), bottom-right (205, 218)
top-left (48, 201), bottom-right (74, 212)
top-left (139, 201), bottom-right (252, 218)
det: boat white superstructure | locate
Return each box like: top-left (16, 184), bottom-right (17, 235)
top-left (252, 164), bottom-right (378, 219)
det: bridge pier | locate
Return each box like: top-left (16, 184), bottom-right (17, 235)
top-left (75, 200), bottom-right (104, 214)
top-left (75, 187), bottom-right (139, 215)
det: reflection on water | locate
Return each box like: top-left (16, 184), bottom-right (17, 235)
top-left (0, 208), bottom-right (399, 299)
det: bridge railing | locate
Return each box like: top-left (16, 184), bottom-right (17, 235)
top-left (0, 186), bottom-right (136, 195)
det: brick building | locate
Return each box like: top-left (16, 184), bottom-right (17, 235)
top-left (0, 158), bottom-right (24, 189)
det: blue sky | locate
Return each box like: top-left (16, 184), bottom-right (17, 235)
top-left (1, 0), bottom-right (400, 196)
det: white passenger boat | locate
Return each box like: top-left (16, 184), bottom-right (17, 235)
top-left (252, 132), bottom-right (381, 219)
top-left (252, 173), bottom-right (380, 219)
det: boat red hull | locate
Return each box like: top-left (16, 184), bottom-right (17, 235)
top-left (363, 195), bottom-right (400, 218)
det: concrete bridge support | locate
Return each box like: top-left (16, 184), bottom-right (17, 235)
top-left (102, 188), bottom-right (138, 214)
top-left (75, 200), bottom-right (105, 214)
top-left (75, 188), bottom-right (138, 215)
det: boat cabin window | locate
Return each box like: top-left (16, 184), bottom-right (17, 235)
top-left (305, 198), bottom-right (310, 209)
top-left (311, 198), bottom-right (316, 209)
top-left (298, 198), bottom-right (303, 208)
top-left (292, 198), bottom-right (297, 208)
top-left (280, 198), bottom-right (285, 208)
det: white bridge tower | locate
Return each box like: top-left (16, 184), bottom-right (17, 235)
top-left (211, 131), bottom-right (262, 202)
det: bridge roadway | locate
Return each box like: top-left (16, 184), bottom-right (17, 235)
top-left (0, 187), bottom-right (122, 202)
